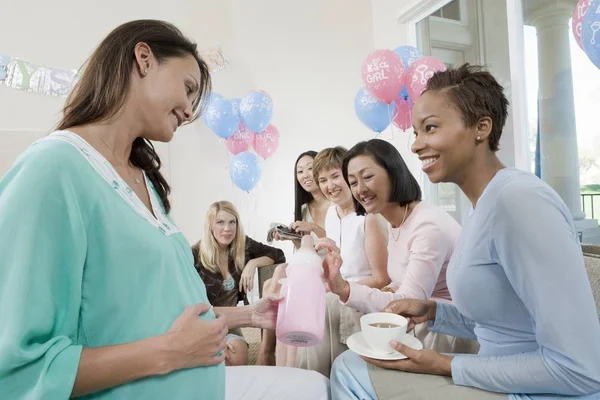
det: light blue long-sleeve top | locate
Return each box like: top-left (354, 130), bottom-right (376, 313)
top-left (430, 168), bottom-right (600, 399)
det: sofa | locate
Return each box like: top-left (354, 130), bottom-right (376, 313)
top-left (582, 245), bottom-right (600, 315)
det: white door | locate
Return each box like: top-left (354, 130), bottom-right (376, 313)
top-left (415, 0), bottom-right (480, 223)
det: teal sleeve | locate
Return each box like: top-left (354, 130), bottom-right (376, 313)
top-left (0, 142), bottom-right (88, 399)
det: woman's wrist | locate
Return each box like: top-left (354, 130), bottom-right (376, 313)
top-left (313, 225), bottom-right (326, 238)
top-left (153, 333), bottom-right (183, 375)
top-left (336, 280), bottom-right (351, 303)
top-left (427, 300), bottom-right (437, 322)
top-left (214, 306), bottom-right (253, 329)
top-left (440, 355), bottom-right (453, 377)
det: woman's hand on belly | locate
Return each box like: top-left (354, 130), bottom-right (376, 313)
top-left (163, 303), bottom-right (228, 371)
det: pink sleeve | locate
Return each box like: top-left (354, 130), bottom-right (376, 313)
top-left (345, 220), bottom-right (454, 313)
top-left (344, 282), bottom-right (397, 313)
top-left (393, 221), bottom-right (453, 300)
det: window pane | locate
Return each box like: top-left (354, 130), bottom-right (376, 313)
top-left (442, 0), bottom-right (461, 21)
top-left (521, 0), bottom-right (600, 231)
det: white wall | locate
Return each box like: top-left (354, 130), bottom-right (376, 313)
top-left (1, 0), bottom-right (527, 260)
top-left (170, 0), bottom-right (377, 258)
top-left (369, 0), bottom-right (423, 186)
top-left (0, 0), bottom-right (387, 260)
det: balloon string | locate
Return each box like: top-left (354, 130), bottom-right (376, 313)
top-left (385, 101), bottom-right (395, 141)
top-left (388, 106), bottom-right (395, 141)
top-left (407, 113), bottom-right (413, 151)
top-left (407, 100), bottom-right (415, 151)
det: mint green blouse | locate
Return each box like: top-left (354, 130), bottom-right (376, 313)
top-left (0, 132), bottom-right (225, 399)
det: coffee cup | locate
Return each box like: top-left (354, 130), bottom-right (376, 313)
top-left (360, 312), bottom-right (408, 355)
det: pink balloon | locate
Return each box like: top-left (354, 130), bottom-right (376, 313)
top-left (393, 98), bottom-right (413, 131)
top-left (572, 0), bottom-right (594, 50)
top-left (253, 124), bottom-right (280, 159)
top-left (225, 122), bottom-right (255, 155)
top-left (361, 49), bottom-right (405, 104)
top-left (406, 56), bottom-right (447, 102)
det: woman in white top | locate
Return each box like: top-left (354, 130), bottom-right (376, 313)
top-left (276, 147), bottom-right (389, 377)
top-left (272, 150), bottom-right (330, 247)
top-left (257, 150), bottom-right (330, 365)
top-left (290, 150), bottom-right (330, 241)
top-left (258, 147), bottom-right (389, 371)
top-left (314, 147), bottom-right (388, 288)
top-left (323, 205), bottom-right (371, 283)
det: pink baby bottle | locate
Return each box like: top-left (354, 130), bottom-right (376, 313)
top-left (276, 235), bottom-right (326, 347)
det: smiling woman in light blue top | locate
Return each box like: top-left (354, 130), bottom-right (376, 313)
top-left (328, 64), bottom-right (600, 399)
top-left (0, 19), bottom-right (330, 400)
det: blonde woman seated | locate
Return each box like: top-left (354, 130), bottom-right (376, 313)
top-left (259, 147), bottom-right (389, 376)
top-left (192, 201), bottom-right (285, 366)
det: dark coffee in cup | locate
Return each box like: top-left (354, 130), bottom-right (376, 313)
top-left (369, 322), bottom-right (400, 328)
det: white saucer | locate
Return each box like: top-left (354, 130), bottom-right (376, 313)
top-left (346, 331), bottom-right (423, 360)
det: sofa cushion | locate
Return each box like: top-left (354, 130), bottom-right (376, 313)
top-left (583, 251), bottom-right (600, 317)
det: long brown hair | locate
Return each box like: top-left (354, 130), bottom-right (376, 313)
top-left (294, 150), bottom-right (318, 221)
top-left (56, 20), bottom-right (212, 213)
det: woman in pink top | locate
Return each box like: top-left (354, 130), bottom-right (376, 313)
top-left (327, 138), bottom-right (477, 352)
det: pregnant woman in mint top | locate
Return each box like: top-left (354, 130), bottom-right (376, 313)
top-left (0, 19), bottom-right (330, 400)
top-left (328, 64), bottom-right (600, 399)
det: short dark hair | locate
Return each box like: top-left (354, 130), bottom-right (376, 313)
top-left (294, 150), bottom-right (318, 222)
top-left (425, 63), bottom-right (508, 152)
top-left (342, 139), bottom-right (421, 215)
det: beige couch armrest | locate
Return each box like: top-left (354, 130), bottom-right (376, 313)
top-left (257, 264), bottom-right (278, 298)
top-left (582, 245), bottom-right (600, 316)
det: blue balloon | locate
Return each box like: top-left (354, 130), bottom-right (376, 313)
top-left (582, 0), bottom-right (600, 69)
top-left (201, 92), bottom-right (224, 123)
top-left (230, 151), bottom-right (261, 192)
top-left (393, 46), bottom-right (422, 69)
top-left (230, 97), bottom-right (241, 115)
top-left (0, 53), bottom-right (11, 81)
top-left (354, 88), bottom-right (397, 133)
top-left (203, 97), bottom-right (240, 139)
top-left (399, 85), bottom-right (409, 100)
top-left (240, 91), bottom-right (273, 133)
